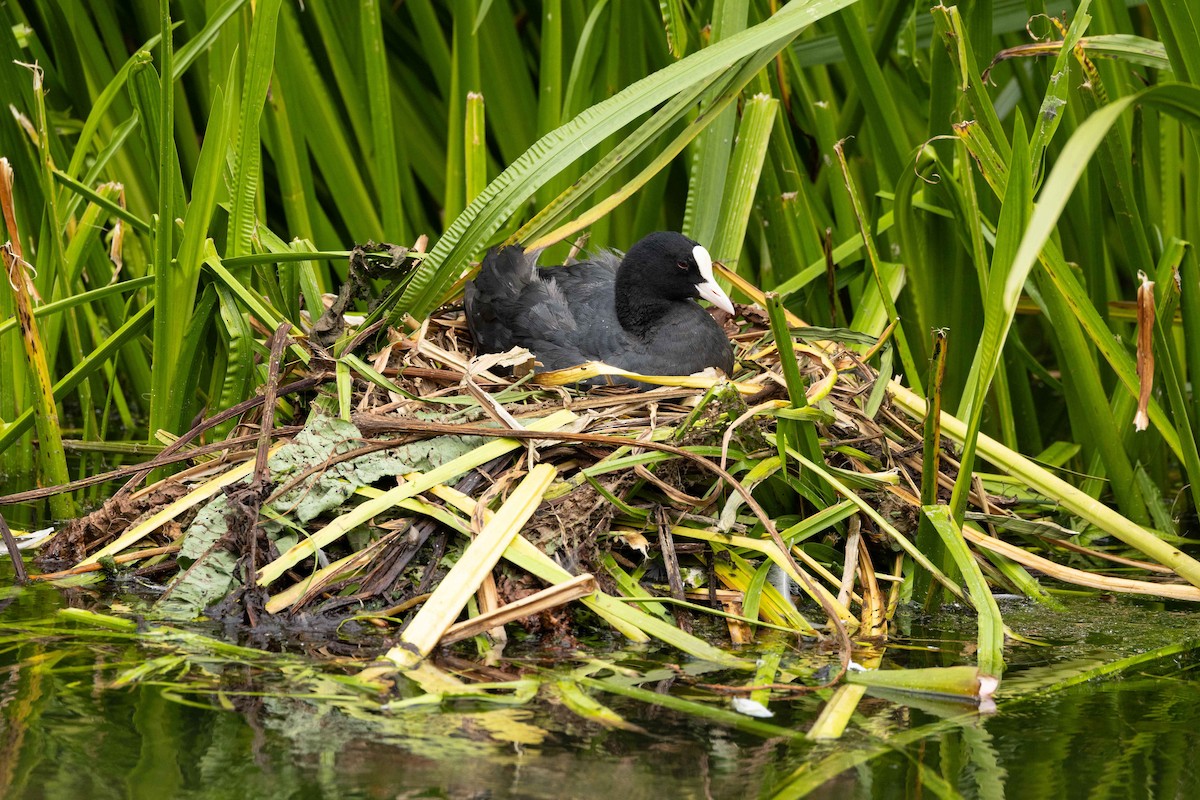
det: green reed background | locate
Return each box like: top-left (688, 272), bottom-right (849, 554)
top-left (0, 0), bottom-right (1197, 537)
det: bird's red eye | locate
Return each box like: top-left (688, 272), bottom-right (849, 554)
top-left (676, 261), bottom-right (689, 270)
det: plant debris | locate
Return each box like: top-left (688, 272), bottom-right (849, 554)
top-left (11, 260), bottom-right (1200, 726)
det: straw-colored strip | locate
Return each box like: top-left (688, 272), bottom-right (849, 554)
top-left (442, 574), bottom-right (597, 644)
top-left (263, 494), bottom-right (473, 613)
top-left (431, 484), bottom-right (750, 665)
top-left (961, 524), bottom-right (1200, 601)
top-left (424, 484), bottom-right (649, 641)
top-left (386, 464), bottom-right (557, 667)
top-left (889, 380), bottom-right (1200, 589)
top-left (80, 449), bottom-right (277, 565)
top-left (533, 361), bottom-right (761, 394)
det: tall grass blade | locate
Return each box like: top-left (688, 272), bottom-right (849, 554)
top-left (361, 0), bottom-right (405, 242)
top-left (710, 93), bottom-right (776, 266)
top-left (148, 0), bottom-right (178, 440)
top-left (1, 243), bottom-right (72, 519)
top-left (683, 0), bottom-right (748, 246)
top-left (388, 0), bottom-right (858, 322)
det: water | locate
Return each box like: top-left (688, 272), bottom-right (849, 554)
top-left (2, 563), bottom-right (1198, 799)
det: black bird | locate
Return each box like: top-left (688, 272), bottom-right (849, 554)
top-left (464, 231), bottom-right (735, 388)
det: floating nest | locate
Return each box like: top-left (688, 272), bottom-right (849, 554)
top-left (11, 253), bottom-right (1196, 678)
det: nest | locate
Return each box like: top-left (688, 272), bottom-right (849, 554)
top-left (14, 265), bottom-right (1192, 668)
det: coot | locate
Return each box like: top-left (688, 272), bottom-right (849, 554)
top-left (465, 232), bottom-right (735, 388)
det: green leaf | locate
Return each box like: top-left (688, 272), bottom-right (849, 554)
top-left (387, 0), bottom-right (858, 323)
top-left (227, 0), bottom-right (281, 257)
top-left (361, 0), bottom-right (406, 241)
top-left (922, 506), bottom-right (1005, 678)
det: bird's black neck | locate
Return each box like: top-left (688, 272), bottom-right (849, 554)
top-left (615, 269), bottom-right (678, 335)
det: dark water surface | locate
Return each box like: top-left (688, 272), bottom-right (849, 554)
top-left (2, 561), bottom-right (1198, 800)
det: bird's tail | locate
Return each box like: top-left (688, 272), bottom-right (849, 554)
top-left (472, 246), bottom-right (536, 300)
top-left (464, 245), bottom-right (537, 353)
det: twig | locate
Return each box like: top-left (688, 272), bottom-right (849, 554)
top-left (0, 428), bottom-right (302, 505)
top-left (441, 574), bottom-right (598, 644)
top-left (254, 323), bottom-right (292, 486)
top-left (111, 376), bottom-right (324, 501)
top-left (0, 512), bottom-right (28, 583)
top-left (29, 544), bottom-right (180, 581)
top-left (656, 507), bottom-right (691, 633)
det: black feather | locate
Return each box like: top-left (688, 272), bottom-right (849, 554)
top-left (465, 232), bottom-right (734, 389)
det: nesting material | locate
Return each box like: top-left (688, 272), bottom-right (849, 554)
top-left (21, 285), bottom-right (1196, 666)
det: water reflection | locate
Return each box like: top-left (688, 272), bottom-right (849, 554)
top-left (2, 566), bottom-right (1199, 799)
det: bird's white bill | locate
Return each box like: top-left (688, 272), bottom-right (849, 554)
top-left (696, 279), bottom-right (735, 315)
top-left (693, 245), bottom-right (735, 315)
